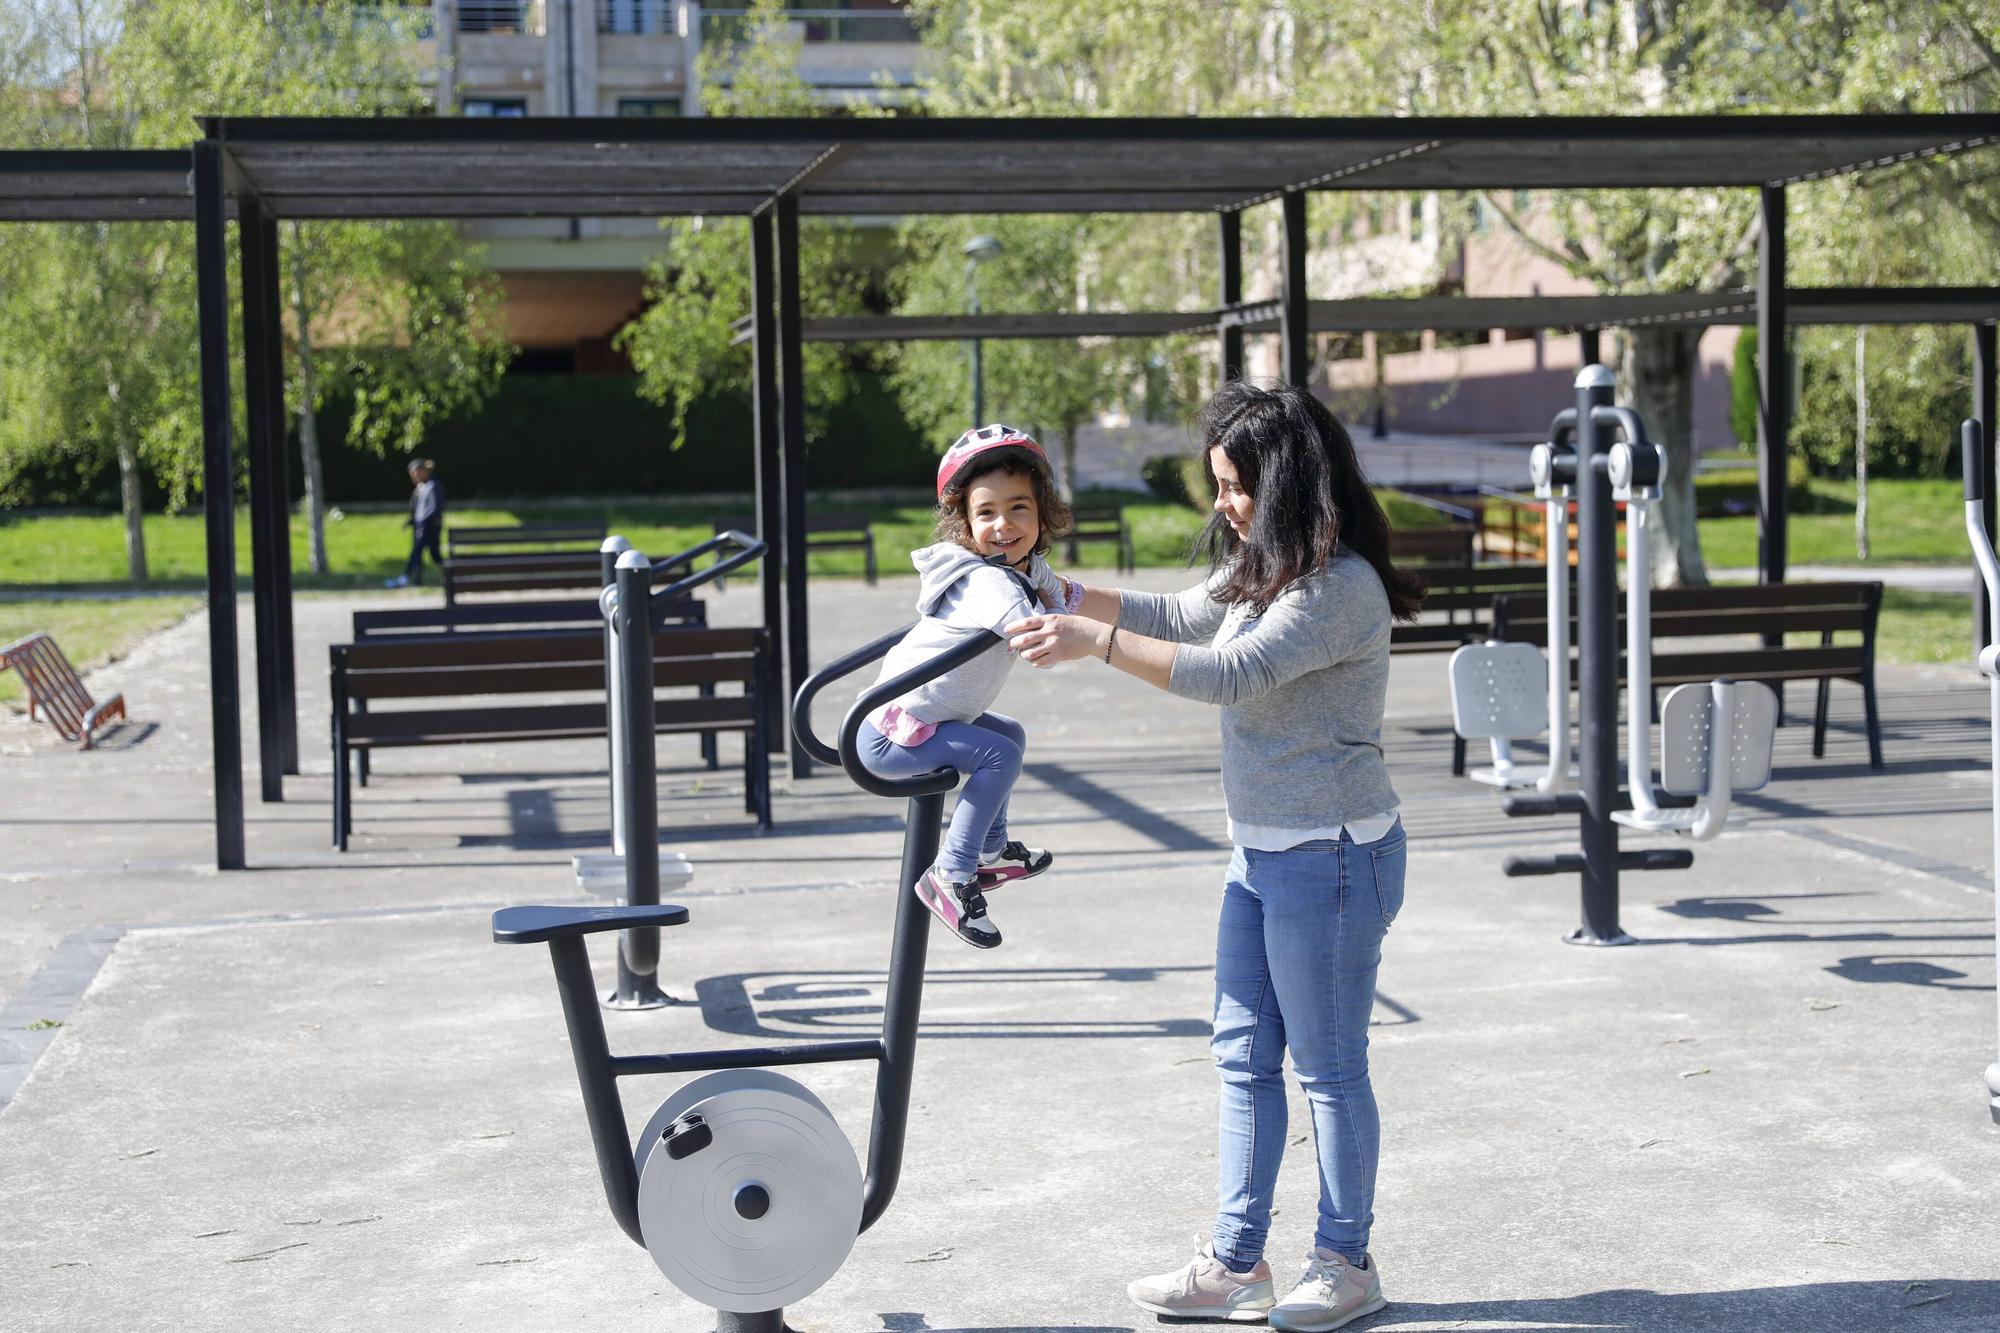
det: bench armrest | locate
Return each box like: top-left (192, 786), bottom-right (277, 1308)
top-left (492, 903), bottom-right (690, 944)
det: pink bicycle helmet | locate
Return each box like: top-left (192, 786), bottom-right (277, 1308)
top-left (936, 424), bottom-right (1050, 501)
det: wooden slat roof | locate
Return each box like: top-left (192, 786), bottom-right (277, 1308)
top-left (2, 114), bottom-right (1995, 221)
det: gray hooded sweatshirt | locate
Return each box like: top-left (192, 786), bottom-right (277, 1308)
top-left (867, 541), bottom-right (1062, 731)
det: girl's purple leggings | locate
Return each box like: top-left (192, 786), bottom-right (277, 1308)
top-left (857, 711), bottom-right (1025, 878)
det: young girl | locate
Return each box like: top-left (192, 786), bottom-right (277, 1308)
top-left (858, 424), bottom-right (1080, 949)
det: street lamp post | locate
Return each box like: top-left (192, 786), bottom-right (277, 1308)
top-left (963, 234), bottom-right (1001, 427)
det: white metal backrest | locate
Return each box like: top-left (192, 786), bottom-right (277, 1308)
top-left (1449, 641), bottom-right (1548, 741)
top-left (1659, 681), bottom-right (1778, 794)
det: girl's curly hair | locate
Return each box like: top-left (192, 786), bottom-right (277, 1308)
top-left (933, 453), bottom-right (1074, 556)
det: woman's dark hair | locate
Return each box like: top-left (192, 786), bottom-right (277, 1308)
top-left (1195, 380), bottom-right (1425, 621)
top-left (933, 454), bottom-right (1074, 556)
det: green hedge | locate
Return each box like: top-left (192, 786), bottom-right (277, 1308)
top-left (306, 371), bottom-right (935, 503)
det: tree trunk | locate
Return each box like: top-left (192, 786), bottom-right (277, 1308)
top-left (1621, 326), bottom-right (1708, 588)
top-left (104, 368), bottom-right (148, 581)
top-left (290, 240), bottom-right (330, 576)
top-left (1854, 329), bottom-right (1870, 561)
top-left (1057, 421), bottom-right (1078, 499)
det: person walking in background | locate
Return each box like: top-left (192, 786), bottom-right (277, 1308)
top-left (1006, 381), bottom-right (1424, 1330)
top-left (386, 458), bottom-right (444, 589)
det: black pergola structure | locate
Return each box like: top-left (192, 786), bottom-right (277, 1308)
top-left (3, 114), bottom-right (1997, 870)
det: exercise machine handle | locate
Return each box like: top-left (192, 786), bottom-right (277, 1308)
top-left (647, 529), bottom-right (766, 615)
top-left (791, 624), bottom-right (912, 767)
top-left (790, 621), bottom-right (1005, 796)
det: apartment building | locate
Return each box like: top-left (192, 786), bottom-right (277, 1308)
top-left (404, 0), bottom-right (928, 370)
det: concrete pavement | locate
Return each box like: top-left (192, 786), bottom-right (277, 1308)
top-left (2, 573), bottom-right (1997, 1331)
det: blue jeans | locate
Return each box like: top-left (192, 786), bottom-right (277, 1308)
top-left (858, 712), bottom-right (1024, 877)
top-left (1210, 823), bottom-right (1406, 1267)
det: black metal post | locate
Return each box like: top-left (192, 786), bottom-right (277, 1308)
top-left (545, 936), bottom-right (645, 1246)
top-left (1218, 210), bottom-right (1244, 381)
top-left (1579, 327), bottom-right (1601, 370)
top-left (1573, 367), bottom-right (1626, 945)
top-left (612, 553), bottom-right (667, 1008)
top-left (1975, 322), bottom-right (1997, 653)
top-left (1757, 185), bottom-right (1788, 587)
top-left (751, 210), bottom-right (786, 751)
top-left (859, 788), bottom-right (942, 1233)
top-left (716, 1311), bottom-right (788, 1333)
top-left (193, 142), bottom-right (244, 871)
top-left (776, 195), bottom-right (812, 779)
top-left (258, 212), bottom-right (298, 776)
top-left (1279, 191), bottom-right (1310, 388)
top-left (239, 201), bottom-right (284, 804)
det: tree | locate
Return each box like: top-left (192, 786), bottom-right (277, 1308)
top-left (0, 1), bottom-right (508, 578)
top-left (890, 216), bottom-right (1127, 492)
top-left (617, 0), bottom-right (871, 453)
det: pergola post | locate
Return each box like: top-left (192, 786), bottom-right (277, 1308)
top-left (1579, 326), bottom-right (1601, 369)
top-left (1756, 184), bottom-right (1789, 586)
top-left (750, 209), bottom-right (786, 750)
top-left (775, 194), bottom-right (812, 779)
top-left (1279, 192), bottom-right (1310, 387)
top-left (1975, 321), bottom-right (1997, 651)
top-left (1218, 209), bottom-right (1244, 381)
top-left (239, 200), bottom-right (292, 800)
top-left (193, 142), bottom-right (245, 870)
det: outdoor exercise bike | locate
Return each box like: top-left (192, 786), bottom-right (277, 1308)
top-left (493, 619), bottom-right (1000, 1328)
top-left (1957, 417), bottom-right (2000, 1125)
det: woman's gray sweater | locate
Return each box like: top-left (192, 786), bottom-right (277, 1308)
top-left (1117, 550), bottom-right (1398, 830)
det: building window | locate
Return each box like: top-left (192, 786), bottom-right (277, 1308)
top-left (617, 97), bottom-right (682, 117)
top-left (598, 0), bottom-right (674, 34)
top-left (464, 97), bottom-right (529, 118)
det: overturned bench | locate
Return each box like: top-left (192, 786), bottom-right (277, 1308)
top-left (328, 626), bottom-right (773, 850)
top-left (0, 632), bottom-right (126, 749)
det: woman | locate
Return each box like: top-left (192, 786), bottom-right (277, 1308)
top-left (1006, 381), bottom-right (1423, 1331)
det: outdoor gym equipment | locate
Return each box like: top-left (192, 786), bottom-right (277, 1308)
top-left (493, 619), bottom-right (999, 1328)
top-left (581, 530), bottom-right (765, 1010)
top-left (1448, 437), bottom-right (1574, 792)
top-left (1958, 417), bottom-right (2000, 1125)
top-left (1489, 366), bottom-right (1775, 944)
top-left (1605, 432), bottom-right (1778, 839)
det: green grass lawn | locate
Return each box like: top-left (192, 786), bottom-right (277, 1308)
top-left (1696, 477), bottom-right (1967, 569)
top-left (0, 492), bottom-right (1217, 589)
top-left (0, 596), bottom-right (198, 707)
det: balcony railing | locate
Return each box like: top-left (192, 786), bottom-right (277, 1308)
top-left (701, 7), bottom-right (921, 45)
top-left (597, 0), bottom-right (675, 33)
top-left (459, 0), bottom-right (546, 36)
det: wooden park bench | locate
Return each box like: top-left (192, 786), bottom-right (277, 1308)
top-left (1392, 524), bottom-right (1477, 568)
top-left (1392, 562), bottom-right (1572, 655)
top-left (441, 548), bottom-right (697, 605)
top-left (327, 626), bottom-right (773, 850)
top-left (446, 522), bottom-right (607, 557)
top-left (351, 594), bottom-right (705, 640)
top-left (715, 512), bottom-right (877, 583)
top-left (0, 632), bottom-right (126, 750)
top-left (1064, 504), bottom-right (1134, 573)
top-left (1470, 580), bottom-right (1885, 775)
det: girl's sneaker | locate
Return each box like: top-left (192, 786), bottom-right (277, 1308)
top-left (913, 867), bottom-right (1001, 949)
top-left (976, 840), bottom-right (1053, 886)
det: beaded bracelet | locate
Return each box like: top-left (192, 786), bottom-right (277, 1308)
top-left (1104, 624), bottom-right (1119, 664)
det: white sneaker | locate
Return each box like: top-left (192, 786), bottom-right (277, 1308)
top-left (1127, 1239), bottom-right (1275, 1322)
top-left (1268, 1248), bottom-right (1386, 1332)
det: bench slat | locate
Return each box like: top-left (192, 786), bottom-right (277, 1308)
top-left (337, 627), bottom-right (761, 670)
top-left (347, 656), bottom-right (758, 700)
top-left (346, 695), bottom-right (756, 744)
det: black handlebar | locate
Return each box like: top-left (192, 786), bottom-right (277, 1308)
top-left (646, 529), bottom-right (765, 620)
top-left (1592, 403), bottom-right (1651, 450)
top-left (1965, 419), bottom-right (1985, 503)
top-left (790, 621), bottom-right (1005, 797)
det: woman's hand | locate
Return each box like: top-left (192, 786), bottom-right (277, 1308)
top-left (1005, 612), bottom-right (1107, 668)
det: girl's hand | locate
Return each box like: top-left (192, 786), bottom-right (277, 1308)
top-left (1005, 613), bottom-right (1105, 668)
